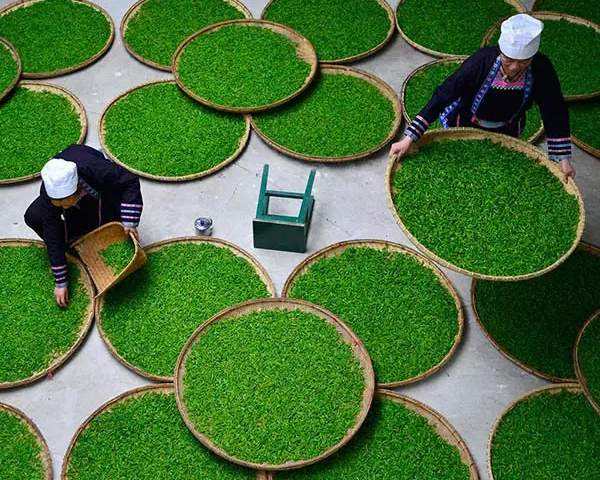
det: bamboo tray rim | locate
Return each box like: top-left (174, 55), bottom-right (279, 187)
top-left (282, 238), bottom-right (464, 387)
top-left (481, 11), bottom-right (600, 101)
top-left (574, 309), bottom-right (600, 415)
top-left (99, 79), bottom-right (250, 182)
top-left (260, 0), bottom-right (396, 64)
top-left (0, 0), bottom-right (115, 79)
top-left (0, 37), bottom-right (21, 102)
top-left (60, 384), bottom-right (269, 479)
top-left (173, 19), bottom-right (318, 114)
top-left (487, 383), bottom-right (583, 480)
top-left (0, 238), bottom-right (95, 390)
top-left (385, 127), bottom-right (586, 281)
top-left (120, 0), bottom-right (253, 71)
top-left (174, 297), bottom-right (376, 471)
top-left (0, 80), bottom-right (88, 186)
top-left (399, 57), bottom-right (545, 144)
top-left (0, 401), bottom-right (53, 480)
top-left (395, 0), bottom-right (525, 58)
top-left (471, 242), bottom-right (599, 383)
top-left (250, 64), bottom-right (402, 163)
top-left (95, 236), bottom-right (276, 383)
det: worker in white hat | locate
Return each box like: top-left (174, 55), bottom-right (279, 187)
top-left (24, 144), bottom-right (143, 307)
top-left (391, 13), bottom-right (575, 179)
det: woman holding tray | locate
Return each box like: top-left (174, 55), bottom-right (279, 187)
top-left (24, 145), bottom-right (143, 307)
top-left (390, 14), bottom-right (575, 179)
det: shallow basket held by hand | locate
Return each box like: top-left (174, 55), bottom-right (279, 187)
top-left (72, 222), bottom-right (146, 297)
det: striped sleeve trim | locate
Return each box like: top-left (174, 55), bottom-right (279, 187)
top-left (547, 137), bottom-right (572, 163)
top-left (51, 264), bottom-right (68, 287)
top-left (404, 116), bottom-right (430, 141)
top-left (120, 203), bottom-right (142, 227)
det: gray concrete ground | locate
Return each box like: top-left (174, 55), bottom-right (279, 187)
top-left (0, 0), bottom-right (598, 477)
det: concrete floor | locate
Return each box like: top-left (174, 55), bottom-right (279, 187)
top-left (0, 0), bottom-right (598, 477)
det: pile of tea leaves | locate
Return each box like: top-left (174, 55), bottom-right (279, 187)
top-left (252, 70), bottom-right (397, 159)
top-left (0, 40), bottom-right (19, 99)
top-left (262, 0), bottom-right (392, 62)
top-left (278, 395), bottom-right (471, 480)
top-left (123, 0), bottom-right (247, 69)
top-left (99, 241), bottom-right (271, 379)
top-left (533, 0), bottom-right (600, 25)
top-left (175, 23), bottom-right (313, 110)
top-left (0, 85), bottom-right (84, 182)
top-left (64, 387), bottom-right (256, 480)
top-left (0, 0), bottom-right (112, 76)
top-left (391, 138), bottom-right (580, 277)
top-left (180, 308), bottom-right (367, 466)
top-left (475, 246), bottom-right (600, 380)
top-left (102, 82), bottom-right (248, 178)
top-left (0, 244), bottom-right (91, 386)
top-left (287, 245), bottom-right (460, 384)
top-left (100, 238), bottom-right (135, 275)
top-left (570, 98), bottom-right (599, 155)
top-left (396, 0), bottom-right (518, 56)
top-left (0, 406), bottom-right (48, 480)
top-left (491, 389), bottom-right (600, 479)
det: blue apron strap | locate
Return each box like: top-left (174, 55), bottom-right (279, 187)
top-left (439, 99), bottom-right (461, 128)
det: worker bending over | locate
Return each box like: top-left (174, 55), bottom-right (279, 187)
top-left (391, 14), bottom-right (574, 179)
top-left (25, 144), bottom-right (143, 307)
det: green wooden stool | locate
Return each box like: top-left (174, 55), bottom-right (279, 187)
top-left (253, 164), bottom-right (316, 253)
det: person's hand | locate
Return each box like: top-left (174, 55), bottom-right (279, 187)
top-left (560, 159), bottom-right (575, 181)
top-left (55, 286), bottom-right (69, 308)
top-left (124, 226), bottom-right (139, 242)
top-left (389, 136), bottom-right (414, 160)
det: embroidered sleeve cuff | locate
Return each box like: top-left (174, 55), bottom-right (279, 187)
top-left (51, 264), bottom-right (68, 287)
top-left (404, 115), bottom-right (429, 141)
top-left (547, 137), bottom-right (572, 163)
top-left (120, 203), bottom-right (142, 227)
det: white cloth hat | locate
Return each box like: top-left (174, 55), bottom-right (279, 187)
top-left (499, 14), bottom-right (544, 60)
top-left (41, 158), bottom-right (78, 199)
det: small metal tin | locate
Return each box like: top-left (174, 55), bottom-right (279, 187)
top-left (194, 217), bottom-right (213, 236)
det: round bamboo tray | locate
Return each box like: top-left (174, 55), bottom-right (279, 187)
top-left (173, 19), bottom-right (318, 113)
top-left (482, 12), bottom-right (600, 101)
top-left (532, 0), bottom-right (600, 24)
top-left (0, 402), bottom-right (52, 480)
top-left (120, 0), bottom-right (252, 71)
top-left (471, 241), bottom-right (599, 383)
top-left (60, 384), bottom-right (269, 479)
top-left (260, 0), bottom-right (395, 64)
top-left (487, 383), bottom-right (583, 480)
top-left (0, 0), bottom-right (114, 79)
top-left (99, 80), bottom-right (250, 182)
top-left (0, 37), bottom-right (21, 102)
top-left (0, 239), bottom-right (95, 390)
top-left (377, 390), bottom-right (479, 479)
top-left (400, 58), bottom-right (545, 144)
top-left (95, 236), bottom-right (276, 383)
top-left (574, 309), bottom-right (600, 415)
top-left (0, 81), bottom-right (88, 185)
top-left (282, 239), bottom-right (464, 387)
top-left (386, 127), bottom-right (585, 281)
top-left (395, 0), bottom-right (525, 58)
top-left (174, 297), bottom-right (376, 471)
top-left (250, 65), bottom-right (402, 162)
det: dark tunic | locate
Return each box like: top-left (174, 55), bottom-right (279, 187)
top-left (24, 145), bottom-right (143, 287)
top-left (405, 46), bottom-right (572, 162)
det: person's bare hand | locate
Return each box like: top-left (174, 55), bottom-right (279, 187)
top-left (55, 286), bottom-right (69, 308)
top-left (560, 159), bottom-right (575, 181)
top-left (124, 226), bottom-right (139, 241)
top-left (389, 136), bottom-right (414, 160)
